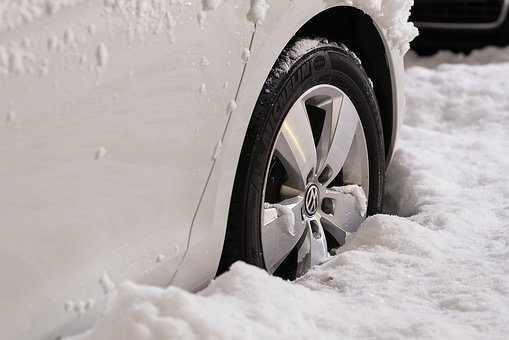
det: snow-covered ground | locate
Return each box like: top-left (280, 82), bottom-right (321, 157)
top-left (68, 48), bottom-right (509, 340)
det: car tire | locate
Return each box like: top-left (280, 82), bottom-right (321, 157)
top-left (218, 39), bottom-right (385, 279)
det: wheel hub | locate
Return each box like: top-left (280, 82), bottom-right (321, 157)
top-left (304, 183), bottom-right (320, 217)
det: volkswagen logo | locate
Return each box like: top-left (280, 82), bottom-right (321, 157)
top-left (304, 184), bottom-right (320, 216)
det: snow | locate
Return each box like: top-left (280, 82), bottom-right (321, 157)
top-left (212, 140), bottom-right (222, 161)
top-left (67, 46), bottom-right (509, 339)
top-left (0, 0), bottom-right (417, 79)
top-left (0, 0), bottom-right (83, 32)
top-left (95, 146), bottom-right (107, 160)
top-left (202, 0), bottom-right (221, 11)
top-left (87, 23), bottom-right (97, 35)
top-left (330, 185), bottom-right (367, 217)
top-left (197, 11), bottom-right (206, 30)
top-left (226, 99), bottom-right (237, 115)
top-left (155, 254), bottom-right (166, 263)
top-left (405, 46), bottom-right (509, 68)
top-left (246, 0), bottom-right (269, 25)
top-left (64, 300), bottom-right (75, 312)
top-left (241, 47), bottom-right (251, 62)
top-left (264, 202), bottom-right (296, 236)
top-left (272, 38), bottom-right (326, 78)
top-left (39, 57), bottom-right (49, 76)
top-left (270, 38), bottom-right (364, 80)
top-left (99, 272), bottom-right (115, 295)
top-left (102, 0), bottom-right (178, 41)
top-left (166, 10), bottom-right (177, 44)
top-left (200, 56), bottom-right (210, 68)
top-left (198, 83), bottom-right (207, 95)
top-left (0, 46), bottom-right (36, 75)
top-left (95, 43), bottom-right (109, 68)
top-left (47, 35), bottom-right (60, 51)
top-left (78, 54), bottom-right (87, 65)
top-left (63, 28), bottom-right (76, 47)
top-left (338, 0), bottom-right (418, 54)
top-left (21, 36), bottom-right (32, 48)
top-left (67, 299), bottom-right (95, 318)
top-left (6, 110), bottom-right (17, 123)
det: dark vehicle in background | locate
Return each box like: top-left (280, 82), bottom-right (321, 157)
top-left (411, 0), bottom-right (509, 55)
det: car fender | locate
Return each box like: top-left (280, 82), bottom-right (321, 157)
top-left (171, 0), bottom-right (407, 290)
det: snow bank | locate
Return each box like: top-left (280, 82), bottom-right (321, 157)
top-left (405, 46), bottom-right (509, 68)
top-left (67, 46), bottom-right (509, 340)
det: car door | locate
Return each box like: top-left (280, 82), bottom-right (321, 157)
top-left (0, 1), bottom-right (253, 339)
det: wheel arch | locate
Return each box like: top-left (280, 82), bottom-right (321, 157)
top-left (170, 4), bottom-right (405, 289)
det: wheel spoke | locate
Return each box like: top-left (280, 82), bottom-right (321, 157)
top-left (262, 197), bottom-right (306, 274)
top-left (296, 228), bottom-right (311, 277)
top-left (341, 128), bottom-right (370, 194)
top-left (295, 218), bottom-right (328, 277)
top-left (319, 188), bottom-right (366, 245)
top-left (274, 100), bottom-right (317, 190)
top-left (308, 218), bottom-right (328, 267)
top-left (280, 184), bottom-right (302, 199)
top-left (317, 95), bottom-right (359, 186)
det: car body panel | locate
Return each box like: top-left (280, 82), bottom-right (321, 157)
top-left (0, 1), bottom-right (252, 339)
top-left (171, 0), bottom-right (406, 291)
top-left (0, 1), bottom-right (405, 339)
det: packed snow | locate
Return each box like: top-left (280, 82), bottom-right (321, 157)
top-left (66, 46), bottom-right (509, 339)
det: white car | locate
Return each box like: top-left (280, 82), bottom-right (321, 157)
top-left (0, 1), bottom-right (414, 339)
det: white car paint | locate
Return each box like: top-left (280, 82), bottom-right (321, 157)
top-left (0, 1), bottom-right (252, 339)
top-left (0, 1), bottom-right (406, 340)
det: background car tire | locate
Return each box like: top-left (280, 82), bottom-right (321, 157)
top-left (218, 39), bottom-right (385, 279)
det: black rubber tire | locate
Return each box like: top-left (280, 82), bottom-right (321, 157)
top-left (218, 39), bottom-right (385, 276)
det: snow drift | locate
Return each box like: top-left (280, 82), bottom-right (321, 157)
top-left (68, 46), bottom-right (509, 339)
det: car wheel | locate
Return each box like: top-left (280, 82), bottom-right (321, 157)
top-left (219, 39), bottom-right (385, 279)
